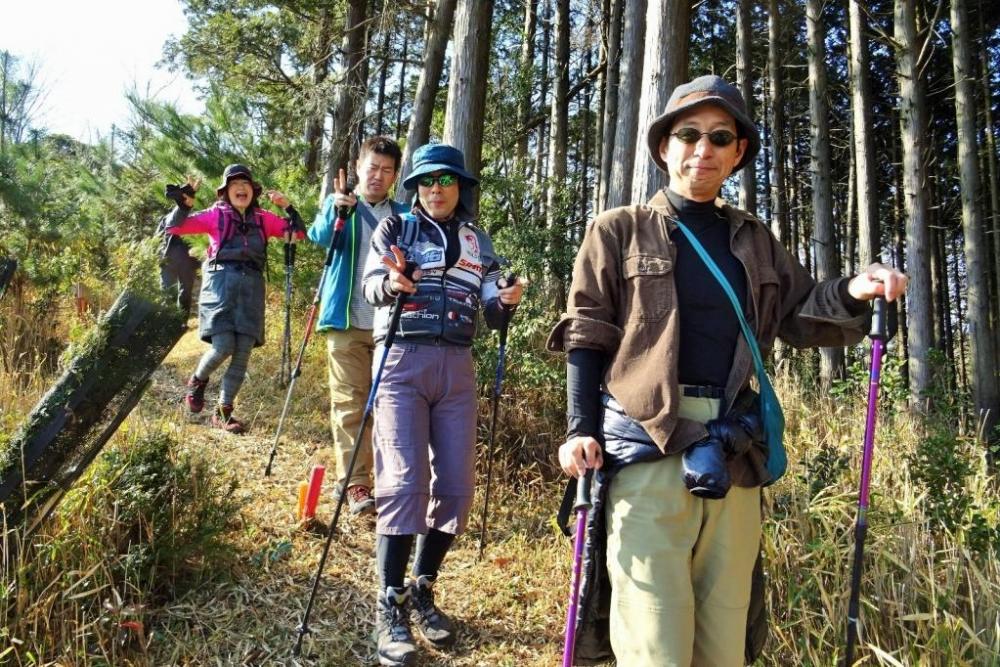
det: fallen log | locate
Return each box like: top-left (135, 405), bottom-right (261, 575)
top-left (0, 289), bottom-right (185, 532)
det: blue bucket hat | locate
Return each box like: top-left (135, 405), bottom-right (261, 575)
top-left (402, 143), bottom-right (479, 191)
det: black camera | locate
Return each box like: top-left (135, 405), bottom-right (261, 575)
top-left (165, 183), bottom-right (196, 205)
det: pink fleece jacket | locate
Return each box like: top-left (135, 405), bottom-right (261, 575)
top-left (166, 202), bottom-right (304, 259)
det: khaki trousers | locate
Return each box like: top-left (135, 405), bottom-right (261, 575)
top-left (605, 395), bottom-right (762, 667)
top-left (325, 328), bottom-right (375, 488)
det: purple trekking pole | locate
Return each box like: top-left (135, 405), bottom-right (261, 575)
top-left (844, 297), bottom-right (888, 666)
top-left (562, 469), bottom-right (593, 667)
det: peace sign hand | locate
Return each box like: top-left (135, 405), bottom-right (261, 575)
top-left (382, 245), bottom-right (421, 295)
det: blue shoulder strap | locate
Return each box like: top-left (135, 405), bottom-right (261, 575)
top-left (672, 216), bottom-right (787, 484)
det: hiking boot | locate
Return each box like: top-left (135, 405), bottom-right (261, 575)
top-left (185, 375), bottom-right (208, 413)
top-left (212, 404), bottom-right (246, 435)
top-left (376, 586), bottom-right (417, 666)
top-left (334, 483), bottom-right (377, 516)
top-left (408, 574), bottom-right (455, 647)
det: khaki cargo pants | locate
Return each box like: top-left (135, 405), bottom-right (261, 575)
top-left (325, 328), bottom-right (375, 488)
top-left (605, 395), bottom-right (762, 666)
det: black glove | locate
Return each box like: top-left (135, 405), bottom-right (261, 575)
top-left (682, 412), bottom-right (764, 499)
top-left (165, 183), bottom-right (196, 205)
top-left (706, 413), bottom-right (764, 457)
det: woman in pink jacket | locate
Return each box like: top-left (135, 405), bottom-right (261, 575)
top-left (165, 164), bottom-right (304, 433)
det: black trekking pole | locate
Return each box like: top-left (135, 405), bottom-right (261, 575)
top-left (264, 198), bottom-right (352, 477)
top-left (292, 261), bottom-right (417, 658)
top-left (562, 469), bottom-right (593, 667)
top-left (844, 297), bottom-right (888, 666)
top-left (279, 231), bottom-right (296, 387)
top-left (478, 274), bottom-right (517, 560)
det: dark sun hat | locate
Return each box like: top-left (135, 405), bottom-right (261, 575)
top-left (215, 164), bottom-right (263, 198)
top-left (646, 75), bottom-right (761, 174)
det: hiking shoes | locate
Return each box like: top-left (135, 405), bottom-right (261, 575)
top-left (335, 483), bottom-right (377, 516)
top-left (409, 574), bottom-right (456, 647)
top-left (212, 404), bottom-right (246, 435)
top-left (184, 375), bottom-right (208, 413)
top-left (376, 586), bottom-right (417, 666)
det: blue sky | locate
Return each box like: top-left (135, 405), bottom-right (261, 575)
top-left (1, 0), bottom-right (204, 142)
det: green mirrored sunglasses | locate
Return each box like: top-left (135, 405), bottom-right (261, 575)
top-left (417, 173), bottom-right (459, 188)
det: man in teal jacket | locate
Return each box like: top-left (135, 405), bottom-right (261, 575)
top-left (308, 136), bottom-right (408, 516)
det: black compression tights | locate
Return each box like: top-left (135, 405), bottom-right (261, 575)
top-left (414, 528), bottom-right (456, 579)
top-left (376, 528), bottom-right (457, 589)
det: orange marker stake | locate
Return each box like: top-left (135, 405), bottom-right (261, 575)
top-left (303, 465), bottom-right (326, 520)
top-left (297, 481), bottom-right (309, 521)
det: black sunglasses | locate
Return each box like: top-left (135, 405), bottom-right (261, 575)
top-left (670, 127), bottom-right (738, 147)
top-left (417, 173), bottom-right (458, 188)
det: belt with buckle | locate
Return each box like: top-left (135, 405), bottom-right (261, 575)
top-left (681, 384), bottom-right (725, 399)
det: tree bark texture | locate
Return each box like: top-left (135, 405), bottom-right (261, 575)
top-left (979, 20), bottom-right (1000, 377)
top-left (807, 0), bottom-right (842, 387)
top-left (515, 0), bottom-right (538, 169)
top-left (768, 0), bottom-right (790, 249)
top-left (605, 0), bottom-right (647, 209)
top-left (400, 0), bottom-right (458, 203)
top-left (304, 7), bottom-right (334, 182)
top-left (895, 0), bottom-right (934, 409)
top-left (443, 0), bottom-right (495, 203)
top-left (848, 0), bottom-right (879, 268)
top-left (322, 0), bottom-right (369, 200)
top-left (546, 0), bottom-right (570, 313)
top-left (950, 0), bottom-right (999, 438)
top-left (736, 0), bottom-right (757, 216)
top-left (631, 0), bottom-right (690, 204)
top-left (598, 0), bottom-right (624, 212)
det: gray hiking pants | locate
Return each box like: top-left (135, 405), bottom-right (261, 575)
top-left (372, 343), bottom-right (477, 536)
top-left (194, 332), bottom-right (255, 406)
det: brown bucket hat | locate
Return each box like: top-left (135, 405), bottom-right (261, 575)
top-left (646, 75), bottom-right (761, 174)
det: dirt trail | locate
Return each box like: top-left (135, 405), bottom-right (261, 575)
top-left (139, 328), bottom-right (567, 666)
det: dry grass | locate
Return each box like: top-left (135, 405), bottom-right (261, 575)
top-left (2, 301), bottom-right (999, 666)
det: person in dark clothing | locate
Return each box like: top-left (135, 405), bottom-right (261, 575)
top-left (166, 164), bottom-right (305, 434)
top-left (159, 178), bottom-right (201, 315)
top-left (548, 75), bottom-right (908, 666)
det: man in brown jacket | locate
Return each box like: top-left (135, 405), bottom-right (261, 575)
top-left (548, 75), bottom-right (907, 666)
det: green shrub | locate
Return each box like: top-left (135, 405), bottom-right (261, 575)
top-left (2, 429), bottom-right (240, 662)
top-left (77, 429), bottom-right (239, 598)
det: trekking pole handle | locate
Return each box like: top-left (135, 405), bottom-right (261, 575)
top-left (574, 469), bottom-right (593, 510)
top-left (496, 272), bottom-right (517, 344)
top-left (870, 297), bottom-right (888, 341)
top-left (335, 188), bottom-right (354, 222)
top-left (383, 261), bottom-right (418, 349)
top-left (318, 189), bottom-right (354, 268)
top-left (497, 272), bottom-right (518, 290)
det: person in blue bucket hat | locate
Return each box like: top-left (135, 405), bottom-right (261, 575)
top-left (362, 143), bottom-right (525, 666)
